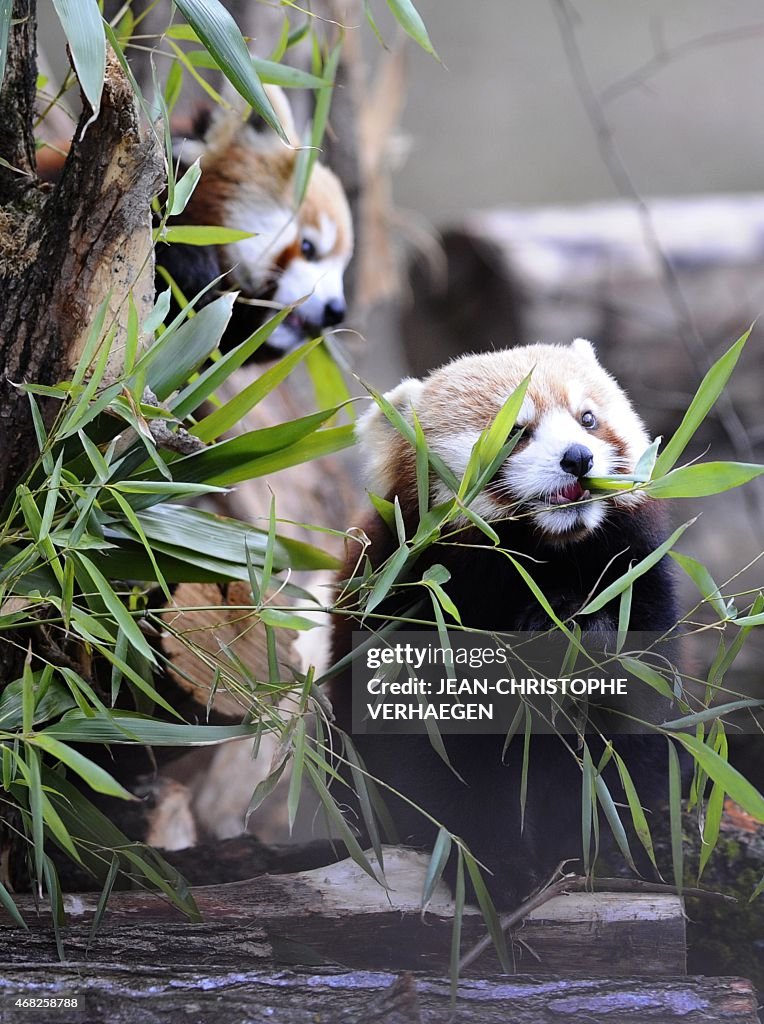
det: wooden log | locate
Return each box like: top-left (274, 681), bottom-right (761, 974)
top-left (0, 966), bottom-right (756, 1024)
top-left (0, 848), bottom-right (686, 978)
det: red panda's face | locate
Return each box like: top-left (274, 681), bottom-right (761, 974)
top-left (359, 340), bottom-right (651, 543)
top-left (175, 88), bottom-right (354, 353)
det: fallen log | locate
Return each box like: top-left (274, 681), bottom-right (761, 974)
top-left (0, 966), bottom-right (756, 1024)
top-left (1, 848), bottom-right (686, 978)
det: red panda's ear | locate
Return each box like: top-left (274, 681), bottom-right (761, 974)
top-left (571, 337), bottom-right (597, 361)
top-left (357, 378), bottom-right (425, 495)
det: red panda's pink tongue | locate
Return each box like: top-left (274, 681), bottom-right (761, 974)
top-left (549, 481), bottom-right (587, 505)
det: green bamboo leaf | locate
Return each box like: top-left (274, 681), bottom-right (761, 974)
top-left (159, 225), bottom-right (255, 245)
top-left (188, 51), bottom-right (327, 89)
top-left (595, 773), bottom-right (637, 873)
top-left (159, 408), bottom-right (343, 487)
top-left (169, 158), bottom-right (202, 217)
top-left (653, 328), bottom-right (752, 476)
top-left (286, 717), bottom-right (306, 834)
top-left (386, 0), bottom-right (439, 58)
top-left (422, 828), bottom-right (452, 911)
top-left (342, 738), bottom-right (386, 875)
top-left (450, 849), bottom-right (465, 1000)
top-left (0, 879), bottom-right (26, 930)
top-left (361, 380), bottom-right (459, 492)
top-left (463, 852), bottom-right (512, 972)
top-left (613, 751), bottom-right (657, 870)
top-left (145, 289), bottom-right (172, 335)
top-left (699, 776), bottom-right (725, 881)
top-left (734, 612), bottom-right (764, 627)
top-left (411, 409), bottom-right (430, 520)
top-left (143, 293), bottom-right (235, 400)
top-left (661, 698), bottom-right (763, 730)
top-left (28, 392), bottom-right (52, 471)
top-left (192, 336), bottom-right (323, 441)
top-left (40, 790), bottom-right (81, 863)
top-left (671, 732), bottom-right (764, 822)
top-left (616, 583), bottom-right (632, 654)
top-left (633, 436), bottom-right (662, 480)
top-left (169, 307), bottom-right (293, 417)
top-left (645, 462), bottom-right (764, 499)
top-left (112, 480), bottom-right (227, 496)
top-left (88, 856), bottom-right (120, 947)
top-left (473, 374), bottom-right (531, 482)
top-left (0, 0), bottom-right (12, 89)
top-left (305, 760), bottom-right (382, 884)
top-left (619, 656), bottom-right (675, 702)
top-left (294, 41), bottom-right (342, 205)
top-left (74, 553), bottom-right (156, 664)
top-left (259, 608), bottom-right (317, 631)
top-left (120, 505), bottom-right (339, 571)
top-left (31, 735), bottom-right (135, 799)
top-left (173, 0), bottom-right (284, 138)
top-left (667, 739), bottom-right (684, 893)
top-left (108, 489), bottom-right (171, 602)
top-left (70, 294), bottom-right (110, 387)
top-left (0, 675), bottom-right (76, 730)
top-left (42, 711), bottom-right (259, 746)
top-left (669, 551), bottom-right (730, 621)
top-left (51, 0), bottom-right (105, 124)
top-left (304, 343), bottom-right (352, 419)
top-left (364, 544), bottom-right (410, 617)
top-left (182, 424), bottom-right (355, 483)
top-left (13, 748), bottom-right (45, 891)
top-left (580, 519), bottom-right (696, 615)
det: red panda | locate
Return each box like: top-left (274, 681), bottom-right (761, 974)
top-left (38, 86), bottom-right (354, 359)
top-left (328, 339), bottom-right (679, 907)
top-left (161, 85), bottom-right (354, 357)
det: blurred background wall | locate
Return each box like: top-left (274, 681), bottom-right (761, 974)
top-left (395, 0), bottom-right (764, 217)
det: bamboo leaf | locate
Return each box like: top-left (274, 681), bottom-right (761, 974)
top-left (580, 519), bottom-right (696, 615)
top-left (669, 552), bottom-right (730, 621)
top-left (645, 462), bottom-right (764, 499)
top-left (364, 544), bottom-right (410, 616)
top-left (422, 828), bottom-right (452, 911)
top-left (613, 751), bottom-right (657, 870)
top-left (192, 336), bottom-right (324, 441)
top-left (169, 307), bottom-right (293, 417)
top-left (42, 711), bottom-right (259, 746)
top-left (671, 731), bottom-right (764, 822)
top-left (73, 553), bottom-right (155, 664)
top-left (653, 328), bottom-right (752, 476)
top-left (51, 0), bottom-right (105, 124)
top-left (169, 158), bottom-right (202, 217)
top-left (619, 656), bottom-right (675, 702)
top-left (294, 41), bottom-right (342, 205)
top-left (31, 735), bottom-right (135, 799)
top-left (0, 0), bottom-right (12, 89)
top-left (386, 0), bottom-right (439, 58)
top-left (144, 293), bottom-right (235, 399)
top-left (667, 739), bottom-right (684, 893)
top-left (173, 0), bottom-right (285, 138)
top-left (159, 225), bottom-right (254, 245)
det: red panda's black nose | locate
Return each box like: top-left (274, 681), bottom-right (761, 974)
top-left (560, 444), bottom-right (593, 478)
top-left (323, 299), bottom-right (346, 327)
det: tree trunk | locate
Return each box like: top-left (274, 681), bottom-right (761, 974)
top-left (0, 5), bottom-right (163, 507)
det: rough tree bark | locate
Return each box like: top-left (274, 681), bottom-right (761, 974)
top-left (0, 0), bottom-right (163, 507)
top-left (0, 0), bottom-right (163, 692)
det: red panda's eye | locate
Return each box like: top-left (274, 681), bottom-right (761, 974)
top-left (301, 239), bottom-right (317, 261)
top-left (581, 411), bottom-right (597, 429)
